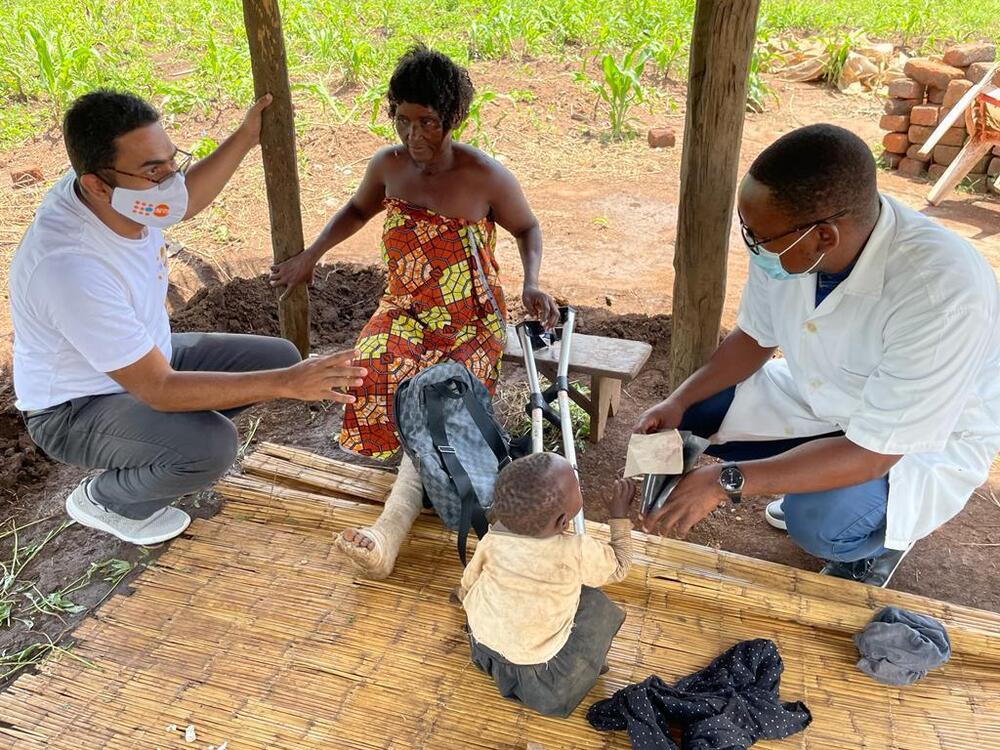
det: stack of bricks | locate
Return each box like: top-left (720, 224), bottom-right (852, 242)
top-left (880, 42), bottom-right (997, 193)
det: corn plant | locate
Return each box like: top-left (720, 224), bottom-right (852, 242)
top-left (25, 25), bottom-right (100, 119)
top-left (576, 47), bottom-right (651, 140)
top-left (746, 44), bottom-right (779, 114)
top-left (645, 34), bottom-right (684, 82)
top-left (452, 89), bottom-right (512, 155)
top-left (293, 82), bottom-right (353, 124)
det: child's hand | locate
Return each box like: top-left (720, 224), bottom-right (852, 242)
top-left (607, 478), bottom-right (636, 519)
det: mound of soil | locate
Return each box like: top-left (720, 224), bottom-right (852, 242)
top-left (0, 402), bottom-right (49, 495)
top-left (171, 262), bottom-right (385, 350)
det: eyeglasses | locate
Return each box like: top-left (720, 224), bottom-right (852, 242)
top-left (739, 208), bottom-right (848, 255)
top-left (100, 147), bottom-right (194, 185)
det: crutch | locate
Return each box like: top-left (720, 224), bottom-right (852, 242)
top-left (516, 323), bottom-right (547, 456)
top-left (516, 307), bottom-right (585, 535)
top-left (554, 307), bottom-right (585, 535)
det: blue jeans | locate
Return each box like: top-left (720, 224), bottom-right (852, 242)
top-left (681, 387), bottom-right (888, 562)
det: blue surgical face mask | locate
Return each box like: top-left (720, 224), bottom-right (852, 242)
top-left (748, 223), bottom-right (825, 280)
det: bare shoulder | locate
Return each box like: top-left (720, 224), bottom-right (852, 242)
top-left (454, 142), bottom-right (519, 187)
top-left (369, 144), bottom-right (409, 176)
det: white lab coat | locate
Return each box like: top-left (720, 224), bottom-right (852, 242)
top-left (719, 195), bottom-right (1000, 549)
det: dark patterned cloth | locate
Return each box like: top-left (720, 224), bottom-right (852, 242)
top-left (587, 639), bottom-right (811, 750)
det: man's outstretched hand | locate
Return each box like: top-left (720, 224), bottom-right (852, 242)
top-left (634, 397), bottom-right (685, 435)
top-left (641, 465), bottom-right (725, 538)
top-left (282, 349), bottom-right (367, 403)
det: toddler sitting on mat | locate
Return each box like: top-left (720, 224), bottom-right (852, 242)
top-left (457, 452), bottom-right (634, 717)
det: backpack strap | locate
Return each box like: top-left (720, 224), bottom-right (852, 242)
top-left (453, 383), bottom-right (512, 470)
top-left (424, 381), bottom-right (490, 566)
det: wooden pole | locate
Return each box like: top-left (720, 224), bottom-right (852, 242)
top-left (669, 0), bottom-right (760, 389)
top-left (241, 0), bottom-right (310, 356)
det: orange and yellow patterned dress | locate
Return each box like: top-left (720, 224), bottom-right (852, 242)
top-left (340, 197), bottom-right (508, 459)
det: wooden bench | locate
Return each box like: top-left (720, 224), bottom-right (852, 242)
top-left (502, 324), bottom-right (653, 442)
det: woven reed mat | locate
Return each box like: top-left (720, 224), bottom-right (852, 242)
top-left (1, 443), bottom-right (998, 749)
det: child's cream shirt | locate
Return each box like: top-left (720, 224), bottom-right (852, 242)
top-left (458, 519), bottom-right (633, 664)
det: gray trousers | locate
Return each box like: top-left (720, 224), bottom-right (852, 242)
top-left (25, 332), bottom-right (300, 520)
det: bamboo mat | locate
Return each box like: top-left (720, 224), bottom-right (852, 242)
top-left (1, 446), bottom-right (998, 749)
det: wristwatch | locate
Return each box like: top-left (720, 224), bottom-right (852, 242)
top-left (718, 465), bottom-right (744, 504)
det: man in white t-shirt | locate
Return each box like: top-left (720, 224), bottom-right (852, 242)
top-left (10, 90), bottom-right (366, 545)
top-left (636, 124), bottom-right (1000, 588)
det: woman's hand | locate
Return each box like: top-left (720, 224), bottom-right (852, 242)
top-left (522, 285), bottom-right (560, 330)
top-left (270, 249), bottom-right (318, 301)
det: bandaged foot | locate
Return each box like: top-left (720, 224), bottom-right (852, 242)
top-left (335, 454), bottom-right (423, 579)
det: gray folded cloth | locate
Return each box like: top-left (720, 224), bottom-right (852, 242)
top-left (854, 606), bottom-right (951, 686)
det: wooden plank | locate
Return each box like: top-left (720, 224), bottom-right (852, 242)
top-left (242, 452), bottom-right (392, 502)
top-left (917, 63), bottom-right (1000, 159)
top-left (241, 0), bottom-right (310, 356)
top-left (669, 0), bottom-right (761, 388)
top-left (503, 325), bottom-right (652, 381)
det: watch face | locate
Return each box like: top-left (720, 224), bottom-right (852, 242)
top-left (721, 466), bottom-right (743, 492)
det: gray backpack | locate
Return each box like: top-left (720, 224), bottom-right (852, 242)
top-left (393, 361), bottom-right (512, 564)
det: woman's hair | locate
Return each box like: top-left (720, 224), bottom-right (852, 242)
top-left (387, 44), bottom-right (474, 132)
top-left (492, 453), bottom-right (567, 536)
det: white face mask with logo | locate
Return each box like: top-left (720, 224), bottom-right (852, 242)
top-left (109, 172), bottom-right (189, 229)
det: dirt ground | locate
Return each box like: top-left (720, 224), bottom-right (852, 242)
top-left (1, 62), bottom-right (999, 686)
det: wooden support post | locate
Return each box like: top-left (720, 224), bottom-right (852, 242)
top-left (669, 0), bottom-right (761, 389)
top-left (241, 0), bottom-right (310, 356)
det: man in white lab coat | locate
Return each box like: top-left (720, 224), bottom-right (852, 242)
top-left (637, 124), bottom-right (1000, 587)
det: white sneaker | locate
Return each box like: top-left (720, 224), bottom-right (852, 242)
top-left (764, 498), bottom-right (787, 531)
top-left (65, 480), bottom-right (191, 545)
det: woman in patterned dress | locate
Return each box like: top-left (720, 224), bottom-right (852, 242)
top-left (270, 45), bottom-right (559, 578)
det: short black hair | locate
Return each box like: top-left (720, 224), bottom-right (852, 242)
top-left (387, 45), bottom-right (474, 132)
top-left (748, 124), bottom-right (879, 223)
top-left (492, 453), bottom-right (567, 536)
top-left (63, 89), bottom-right (160, 176)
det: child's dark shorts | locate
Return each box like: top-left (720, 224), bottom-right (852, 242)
top-left (468, 586), bottom-right (626, 718)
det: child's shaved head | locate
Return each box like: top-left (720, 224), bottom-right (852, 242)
top-left (492, 452), bottom-right (581, 536)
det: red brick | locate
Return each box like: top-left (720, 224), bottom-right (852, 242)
top-left (903, 57), bottom-right (966, 90)
top-left (928, 163), bottom-right (947, 181)
top-left (906, 144), bottom-right (932, 162)
top-left (884, 98), bottom-right (918, 116)
top-left (907, 125), bottom-right (935, 144)
top-left (10, 167), bottom-right (43, 188)
top-left (972, 153), bottom-right (992, 173)
top-left (879, 114), bottom-right (910, 132)
top-left (886, 77), bottom-right (925, 99)
top-left (898, 157), bottom-right (928, 178)
top-left (943, 43), bottom-right (996, 68)
top-left (939, 127), bottom-right (967, 147)
top-left (967, 61), bottom-right (996, 84)
top-left (647, 127), bottom-right (675, 148)
top-left (908, 105), bottom-right (940, 127)
top-left (881, 152), bottom-right (903, 169)
top-left (988, 157), bottom-right (1000, 177)
top-left (934, 145), bottom-right (962, 165)
top-left (882, 132), bottom-right (909, 153)
top-left (943, 79), bottom-right (974, 108)
top-left (927, 87), bottom-right (946, 104)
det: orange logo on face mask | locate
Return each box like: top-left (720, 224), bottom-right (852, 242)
top-left (153, 204), bottom-right (170, 218)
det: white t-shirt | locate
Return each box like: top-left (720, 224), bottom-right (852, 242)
top-left (726, 194), bottom-right (1000, 548)
top-left (10, 171), bottom-right (172, 411)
